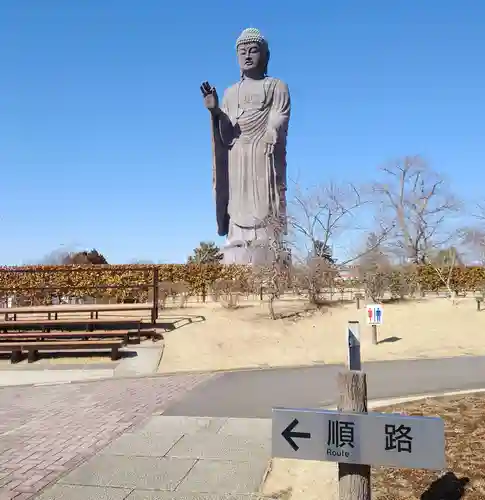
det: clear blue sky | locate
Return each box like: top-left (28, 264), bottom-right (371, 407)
top-left (1, 1), bottom-right (484, 265)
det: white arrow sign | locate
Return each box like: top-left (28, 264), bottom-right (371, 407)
top-left (272, 407), bottom-right (445, 470)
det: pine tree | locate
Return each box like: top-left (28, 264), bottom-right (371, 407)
top-left (187, 241), bottom-right (223, 264)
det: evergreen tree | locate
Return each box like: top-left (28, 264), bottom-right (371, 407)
top-left (187, 241), bottom-right (223, 264)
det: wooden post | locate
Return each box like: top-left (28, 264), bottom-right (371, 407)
top-left (347, 321), bottom-right (361, 371)
top-left (371, 324), bottom-right (378, 345)
top-left (355, 294), bottom-right (363, 310)
top-left (476, 297), bottom-right (482, 312)
top-left (337, 370), bottom-right (371, 500)
top-left (152, 268), bottom-right (159, 324)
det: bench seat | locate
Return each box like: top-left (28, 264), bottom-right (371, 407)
top-left (0, 339), bottom-right (124, 363)
top-left (0, 330), bottom-right (133, 344)
top-left (0, 319), bottom-right (142, 334)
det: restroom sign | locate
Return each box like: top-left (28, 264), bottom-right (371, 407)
top-left (367, 304), bottom-right (383, 325)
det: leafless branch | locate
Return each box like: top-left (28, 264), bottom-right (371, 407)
top-left (289, 181), bottom-right (371, 259)
top-left (374, 155), bottom-right (459, 264)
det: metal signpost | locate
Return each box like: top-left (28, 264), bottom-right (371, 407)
top-left (272, 407), bottom-right (446, 470)
top-left (347, 321), bottom-right (361, 370)
top-left (270, 320), bottom-right (447, 499)
top-left (366, 304), bottom-right (383, 344)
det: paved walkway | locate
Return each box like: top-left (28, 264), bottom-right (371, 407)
top-left (164, 355), bottom-right (485, 417)
top-left (36, 416), bottom-right (271, 499)
top-left (0, 374), bottom-right (216, 499)
top-left (2, 355), bottom-right (485, 498)
top-left (0, 343), bottom-right (164, 387)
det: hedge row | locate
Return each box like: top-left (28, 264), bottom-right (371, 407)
top-left (0, 264), bottom-right (251, 302)
top-left (1, 264), bottom-right (485, 303)
top-left (353, 265), bottom-right (485, 297)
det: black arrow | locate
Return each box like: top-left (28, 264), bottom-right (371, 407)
top-left (282, 418), bottom-right (311, 451)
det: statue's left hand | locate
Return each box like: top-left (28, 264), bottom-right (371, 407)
top-left (264, 128), bottom-right (277, 156)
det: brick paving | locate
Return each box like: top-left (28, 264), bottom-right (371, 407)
top-left (0, 373), bottom-right (217, 499)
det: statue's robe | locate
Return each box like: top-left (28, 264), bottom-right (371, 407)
top-left (211, 77), bottom-right (290, 243)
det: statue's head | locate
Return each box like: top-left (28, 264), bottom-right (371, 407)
top-left (236, 28), bottom-right (270, 78)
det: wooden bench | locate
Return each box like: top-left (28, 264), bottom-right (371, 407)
top-left (25, 340), bottom-right (124, 363)
top-left (0, 318), bottom-right (142, 333)
top-left (0, 303), bottom-right (155, 322)
top-left (0, 343), bottom-right (22, 363)
top-left (0, 340), bottom-right (124, 363)
top-left (0, 319), bottom-right (148, 342)
top-left (0, 330), bottom-right (133, 344)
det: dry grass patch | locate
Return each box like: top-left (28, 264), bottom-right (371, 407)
top-left (373, 394), bottom-right (485, 499)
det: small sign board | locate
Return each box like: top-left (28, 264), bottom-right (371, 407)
top-left (347, 321), bottom-right (361, 370)
top-left (366, 304), bottom-right (383, 325)
top-left (272, 407), bottom-right (445, 470)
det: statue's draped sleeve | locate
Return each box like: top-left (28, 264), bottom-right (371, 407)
top-left (210, 93), bottom-right (233, 237)
top-left (266, 79), bottom-right (291, 148)
top-left (266, 79), bottom-right (291, 230)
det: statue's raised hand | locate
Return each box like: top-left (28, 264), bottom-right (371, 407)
top-left (200, 81), bottom-right (219, 113)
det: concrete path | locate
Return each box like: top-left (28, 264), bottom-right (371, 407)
top-left (0, 344), bottom-right (164, 387)
top-left (0, 374), bottom-right (216, 499)
top-left (1, 355), bottom-right (485, 498)
top-left (164, 355), bottom-right (485, 417)
top-left (36, 416), bottom-right (271, 499)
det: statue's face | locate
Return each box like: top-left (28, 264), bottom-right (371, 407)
top-left (237, 42), bottom-right (264, 73)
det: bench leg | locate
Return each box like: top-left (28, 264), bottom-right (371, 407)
top-left (111, 346), bottom-right (120, 361)
top-left (123, 334), bottom-right (129, 345)
top-left (27, 349), bottom-right (38, 363)
top-left (10, 349), bottom-right (22, 364)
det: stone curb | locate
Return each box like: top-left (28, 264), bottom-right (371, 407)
top-left (157, 354), bottom-right (480, 377)
top-left (319, 387), bottom-right (485, 412)
top-left (367, 387), bottom-right (485, 409)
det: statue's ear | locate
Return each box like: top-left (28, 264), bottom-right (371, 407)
top-left (263, 49), bottom-right (270, 75)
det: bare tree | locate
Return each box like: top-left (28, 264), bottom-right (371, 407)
top-left (290, 182), bottom-right (364, 259)
top-left (374, 156), bottom-right (458, 264)
top-left (460, 201), bottom-right (485, 265)
top-left (290, 181), bottom-right (391, 265)
top-left (243, 215), bottom-right (292, 319)
top-left (211, 278), bottom-right (245, 309)
top-left (355, 232), bottom-right (393, 301)
top-left (288, 181), bottom-right (392, 303)
top-left (429, 246), bottom-right (459, 300)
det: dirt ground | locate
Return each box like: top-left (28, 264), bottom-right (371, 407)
top-left (157, 295), bottom-right (485, 373)
top-left (372, 394), bottom-right (485, 499)
top-left (3, 294), bottom-right (484, 370)
top-left (263, 394), bottom-right (485, 500)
